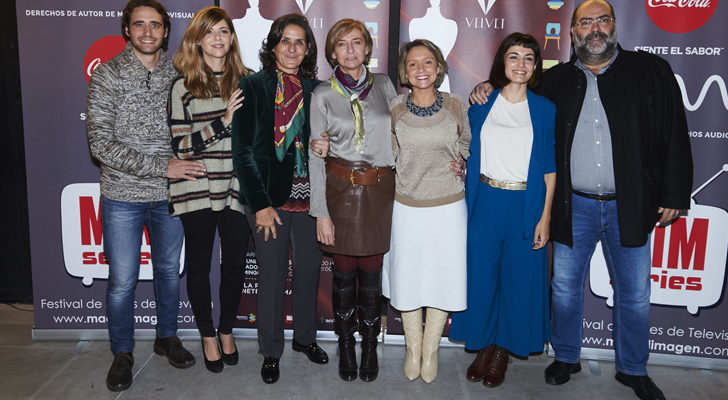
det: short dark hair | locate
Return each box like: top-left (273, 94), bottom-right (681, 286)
top-left (488, 32), bottom-right (543, 90)
top-left (571, 0), bottom-right (615, 27)
top-left (121, 0), bottom-right (171, 51)
top-left (259, 14), bottom-right (318, 80)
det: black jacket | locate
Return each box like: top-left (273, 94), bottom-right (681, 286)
top-left (538, 46), bottom-right (693, 247)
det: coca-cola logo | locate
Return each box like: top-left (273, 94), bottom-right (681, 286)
top-left (83, 36), bottom-right (126, 83)
top-left (645, 0), bottom-right (718, 33)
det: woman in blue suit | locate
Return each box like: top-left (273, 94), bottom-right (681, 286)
top-left (449, 32), bottom-right (555, 388)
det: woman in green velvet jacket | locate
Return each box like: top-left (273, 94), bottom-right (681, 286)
top-left (231, 14), bottom-right (328, 385)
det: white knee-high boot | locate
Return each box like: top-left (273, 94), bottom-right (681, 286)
top-left (400, 309), bottom-right (423, 380)
top-left (420, 307), bottom-right (449, 383)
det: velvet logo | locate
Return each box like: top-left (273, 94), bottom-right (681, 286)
top-left (83, 35), bottom-right (126, 83)
top-left (645, 0), bottom-right (718, 33)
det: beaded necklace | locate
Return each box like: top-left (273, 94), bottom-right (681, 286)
top-left (406, 90), bottom-right (443, 117)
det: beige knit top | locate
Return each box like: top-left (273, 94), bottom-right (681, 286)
top-left (389, 92), bottom-right (471, 207)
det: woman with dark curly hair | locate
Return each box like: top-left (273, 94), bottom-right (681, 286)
top-left (231, 13), bottom-right (328, 385)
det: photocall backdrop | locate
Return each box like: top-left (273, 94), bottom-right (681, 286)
top-left (17, 0), bottom-right (728, 369)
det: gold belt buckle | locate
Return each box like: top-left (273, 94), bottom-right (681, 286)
top-left (350, 170), bottom-right (356, 187)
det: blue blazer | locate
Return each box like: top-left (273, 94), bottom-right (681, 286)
top-left (465, 89), bottom-right (556, 238)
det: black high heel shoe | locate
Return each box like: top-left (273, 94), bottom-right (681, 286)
top-left (218, 331), bottom-right (239, 366)
top-left (201, 337), bottom-right (223, 373)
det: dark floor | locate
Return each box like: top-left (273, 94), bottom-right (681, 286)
top-left (2, 303), bottom-right (726, 400)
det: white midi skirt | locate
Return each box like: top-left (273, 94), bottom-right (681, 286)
top-left (382, 198), bottom-right (467, 312)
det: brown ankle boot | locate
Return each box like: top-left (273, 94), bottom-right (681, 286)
top-left (483, 346), bottom-right (509, 387)
top-left (466, 344), bottom-right (496, 382)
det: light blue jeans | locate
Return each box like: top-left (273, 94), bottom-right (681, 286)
top-left (101, 196), bottom-right (184, 354)
top-left (551, 193), bottom-right (651, 375)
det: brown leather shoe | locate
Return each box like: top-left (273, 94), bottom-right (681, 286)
top-left (483, 346), bottom-right (509, 387)
top-left (466, 344), bottom-right (496, 382)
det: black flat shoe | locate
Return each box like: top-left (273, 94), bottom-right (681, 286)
top-left (545, 360), bottom-right (582, 385)
top-left (292, 340), bottom-right (329, 364)
top-left (201, 337), bottom-right (223, 373)
top-left (106, 352), bottom-right (134, 392)
top-left (616, 372), bottom-right (665, 400)
top-left (218, 332), bottom-right (239, 366)
top-left (261, 357), bottom-right (280, 384)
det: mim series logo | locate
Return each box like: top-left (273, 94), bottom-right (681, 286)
top-left (645, 0), bottom-right (718, 33)
top-left (590, 165), bottom-right (728, 314)
top-left (60, 183), bottom-right (184, 285)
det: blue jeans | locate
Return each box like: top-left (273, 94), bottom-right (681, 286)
top-left (551, 194), bottom-right (651, 375)
top-left (101, 196), bottom-right (184, 354)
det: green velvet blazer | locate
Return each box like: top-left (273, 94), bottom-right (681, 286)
top-left (231, 69), bottom-right (321, 213)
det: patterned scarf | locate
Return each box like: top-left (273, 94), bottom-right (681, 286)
top-left (329, 65), bottom-right (374, 151)
top-left (274, 69), bottom-right (307, 178)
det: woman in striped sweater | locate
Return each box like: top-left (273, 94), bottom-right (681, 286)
top-left (167, 6), bottom-right (251, 373)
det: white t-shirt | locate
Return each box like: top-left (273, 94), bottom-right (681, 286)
top-left (480, 94), bottom-right (532, 182)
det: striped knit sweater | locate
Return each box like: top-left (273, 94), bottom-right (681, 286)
top-left (167, 75), bottom-right (244, 216)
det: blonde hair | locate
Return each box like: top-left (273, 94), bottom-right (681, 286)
top-left (324, 19), bottom-right (373, 68)
top-left (173, 6), bottom-right (251, 100)
top-left (397, 39), bottom-right (448, 89)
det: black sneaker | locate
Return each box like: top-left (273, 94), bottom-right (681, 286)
top-left (154, 336), bottom-right (196, 368)
top-left (106, 352), bottom-right (133, 392)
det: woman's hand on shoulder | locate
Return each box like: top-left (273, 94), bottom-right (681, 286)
top-left (469, 81), bottom-right (493, 105)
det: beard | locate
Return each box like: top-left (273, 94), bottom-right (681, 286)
top-left (573, 29), bottom-right (618, 66)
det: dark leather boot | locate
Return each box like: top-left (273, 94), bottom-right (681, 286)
top-left (357, 268), bottom-right (382, 382)
top-left (333, 268), bottom-right (358, 381)
top-left (467, 344), bottom-right (496, 382)
top-left (483, 346), bottom-right (509, 387)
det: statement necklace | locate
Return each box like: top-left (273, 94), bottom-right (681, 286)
top-left (406, 91), bottom-right (443, 117)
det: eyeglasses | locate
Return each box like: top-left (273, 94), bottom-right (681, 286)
top-left (574, 16), bottom-right (615, 29)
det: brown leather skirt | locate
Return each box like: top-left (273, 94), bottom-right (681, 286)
top-left (320, 157), bottom-right (395, 256)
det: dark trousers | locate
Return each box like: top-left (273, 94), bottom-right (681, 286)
top-left (247, 209), bottom-right (322, 358)
top-left (180, 207), bottom-right (248, 337)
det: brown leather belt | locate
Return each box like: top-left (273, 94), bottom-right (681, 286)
top-left (326, 157), bottom-right (393, 186)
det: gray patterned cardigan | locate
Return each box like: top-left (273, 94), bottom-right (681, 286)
top-left (86, 43), bottom-right (177, 202)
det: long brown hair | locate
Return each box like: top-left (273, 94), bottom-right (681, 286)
top-left (173, 6), bottom-right (251, 100)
